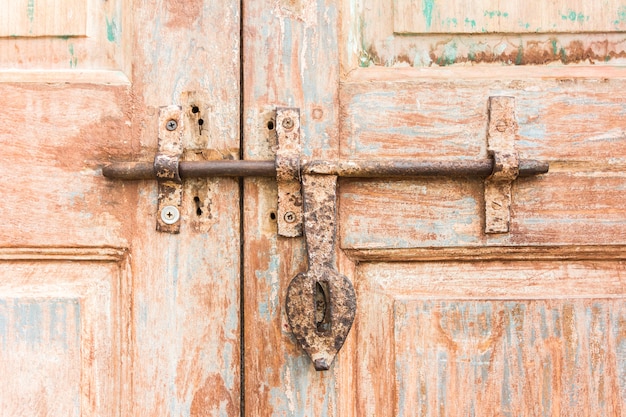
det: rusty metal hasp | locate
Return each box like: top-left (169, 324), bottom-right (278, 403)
top-left (285, 174), bottom-right (356, 371)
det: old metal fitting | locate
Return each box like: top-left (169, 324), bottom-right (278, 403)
top-left (286, 175), bottom-right (356, 371)
top-left (485, 96), bottom-right (520, 234)
top-left (155, 106), bottom-right (184, 233)
top-left (275, 108), bottom-right (303, 237)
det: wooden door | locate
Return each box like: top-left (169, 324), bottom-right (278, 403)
top-left (243, 0), bottom-right (626, 415)
top-left (0, 1), bottom-right (241, 415)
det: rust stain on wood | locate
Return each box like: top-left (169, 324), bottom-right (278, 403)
top-left (165, 0), bottom-right (202, 29)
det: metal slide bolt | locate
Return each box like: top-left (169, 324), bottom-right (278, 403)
top-left (161, 205), bottom-right (180, 224)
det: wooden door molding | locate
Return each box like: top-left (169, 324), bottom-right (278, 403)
top-left (0, 247), bottom-right (132, 416)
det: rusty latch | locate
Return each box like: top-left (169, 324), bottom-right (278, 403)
top-left (285, 174), bottom-right (356, 371)
top-left (102, 100), bottom-right (549, 370)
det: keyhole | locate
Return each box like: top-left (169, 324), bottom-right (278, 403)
top-left (315, 281), bottom-right (331, 333)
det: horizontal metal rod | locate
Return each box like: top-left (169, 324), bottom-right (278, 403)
top-left (102, 159), bottom-right (548, 180)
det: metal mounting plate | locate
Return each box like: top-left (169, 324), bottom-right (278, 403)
top-left (275, 108), bottom-right (303, 237)
top-left (156, 105), bottom-right (184, 233)
top-left (485, 96), bottom-right (520, 234)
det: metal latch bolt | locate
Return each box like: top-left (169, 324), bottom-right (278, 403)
top-left (102, 99), bottom-right (548, 370)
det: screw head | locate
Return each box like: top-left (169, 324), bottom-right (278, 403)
top-left (283, 211), bottom-right (297, 223)
top-left (282, 117), bottom-right (294, 130)
top-left (166, 119), bottom-right (178, 131)
top-left (161, 205), bottom-right (180, 224)
top-left (496, 121), bottom-right (507, 132)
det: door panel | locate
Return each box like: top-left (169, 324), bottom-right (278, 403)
top-left (0, 0), bottom-right (241, 415)
top-left (0, 249), bottom-right (129, 416)
top-left (354, 257), bottom-right (626, 415)
top-left (245, 0), bottom-right (626, 416)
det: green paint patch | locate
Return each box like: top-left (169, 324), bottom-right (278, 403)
top-left (614, 6), bottom-right (626, 24)
top-left (442, 17), bottom-right (458, 27)
top-left (437, 41), bottom-right (457, 66)
top-left (106, 16), bottom-right (117, 42)
top-left (561, 10), bottom-right (588, 22)
top-left (551, 39), bottom-right (558, 56)
top-left (484, 10), bottom-right (508, 18)
top-left (515, 44), bottom-right (523, 65)
top-left (422, 0), bottom-right (435, 30)
top-left (68, 44), bottom-right (78, 68)
top-left (464, 17), bottom-right (476, 28)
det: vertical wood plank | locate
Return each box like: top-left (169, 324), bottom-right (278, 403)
top-left (129, 0), bottom-right (242, 414)
top-left (243, 0), bottom-right (343, 414)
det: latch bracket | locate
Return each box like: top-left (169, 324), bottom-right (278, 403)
top-left (485, 96), bottom-right (519, 234)
top-left (275, 108), bottom-right (303, 237)
top-left (155, 106), bottom-right (184, 233)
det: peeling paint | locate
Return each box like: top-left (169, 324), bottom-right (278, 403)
top-left (106, 16), bottom-right (117, 43)
top-left (422, 0), bottom-right (435, 30)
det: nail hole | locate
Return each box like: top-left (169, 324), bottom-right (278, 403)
top-left (191, 106), bottom-right (199, 114)
top-left (270, 212), bottom-right (276, 220)
top-left (267, 120), bottom-right (274, 130)
top-left (198, 119), bottom-right (204, 126)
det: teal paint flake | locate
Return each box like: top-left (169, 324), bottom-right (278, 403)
top-left (614, 6), bottom-right (626, 25)
top-left (68, 44), bottom-right (78, 68)
top-left (561, 10), bottom-right (588, 22)
top-left (515, 44), bottom-right (523, 65)
top-left (27, 0), bottom-right (35, 22)
top-left (442, 17), bottom-right (458, 27)
top-left (437, 41), bottom-right (457, 66)
top-left (551, 39), bottom-right (558, 56)
top-left (484, 10), bottom-right (509, 18)
top-left (422, 0), bottom-right (435, 30)
top-left (464, 17), bottom-right (476, 28)
top-left (106, 16), bottom-right (117, 42)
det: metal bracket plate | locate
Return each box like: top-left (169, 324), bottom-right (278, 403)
top-left (275, 108), bottom-right (303, 237)
top-left (155, 105), bottom-right (184, 233)
top-left (485, 96), bottom-right (520, 234)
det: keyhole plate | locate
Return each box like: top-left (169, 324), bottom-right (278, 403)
top-left (285, 268), bottom-right (356, 371)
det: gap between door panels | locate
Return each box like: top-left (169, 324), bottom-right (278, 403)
top-left (238, 0), bottom-right (245, 414)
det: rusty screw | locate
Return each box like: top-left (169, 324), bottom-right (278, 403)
top-left (282, 117), bottom-right (294, 130)
top-left (496, 121), bottom-right (507, 132)
top-left (284, 211), bottom-right (296, 223)
top-left (166, 119), bottom-right (178, 131)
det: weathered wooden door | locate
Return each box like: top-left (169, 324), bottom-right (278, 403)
top-left (243, 0), bottom-right (626, 416)
top-left (0, 1), bottom-right (241, 415)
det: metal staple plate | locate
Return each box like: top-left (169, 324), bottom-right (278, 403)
top-left (156, 105), bottom-right (184, 233)
top-left (485, 96), bottom-right (520, 234)
top-left (275, 108), bottom-right (303, 237)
